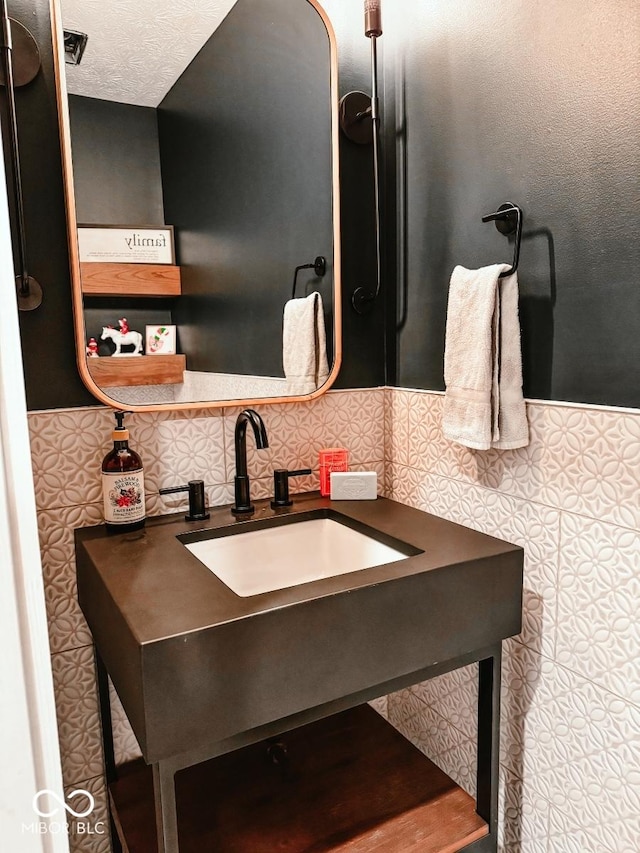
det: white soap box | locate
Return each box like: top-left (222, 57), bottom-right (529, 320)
top-left (330, 471), bottom-right (378, 500)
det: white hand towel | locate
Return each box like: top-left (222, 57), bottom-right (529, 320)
top-left (283, 291), bottom-right (330, 396)
top-left (443, 264), bottom-right (529, 451)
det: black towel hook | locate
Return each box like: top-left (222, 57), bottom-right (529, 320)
top-left (291, 256), bottom-right (326, 299)
top-left (481, 202), bottom-right (523, 278)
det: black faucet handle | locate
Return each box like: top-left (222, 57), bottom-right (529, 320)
top-left (271, 468), bottom-right (313, 508)
top-left (159, 479), bottom-right (210, 522)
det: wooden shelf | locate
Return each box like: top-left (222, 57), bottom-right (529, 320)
top-left (80, 263), bottom-right (181, 297)
top-left (109, 705), bottom-right (488, 853)
top-left (87, 355), bottom-right (185, 387)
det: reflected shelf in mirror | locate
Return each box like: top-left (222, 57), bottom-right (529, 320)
top-left (52, 0), bottom-right (342, 410)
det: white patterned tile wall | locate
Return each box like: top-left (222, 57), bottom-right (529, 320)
top-left (63, 774), bottom-right (111, 853)
top-left (499, 767), bottom-right (549, 853)
top-left (555, 516), bottom-right (640, 706)
top-left (27, 386), bottom-right (639, 853)
top-left (50, 644), bottom-right (104, 785)
top-left (27, 389), bottom-right (385, 853)
top-left (385, 388), bottom-right (640, 853)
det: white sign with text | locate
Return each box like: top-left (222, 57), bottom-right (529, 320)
top-left (78, 226), bottom-right (174, 264)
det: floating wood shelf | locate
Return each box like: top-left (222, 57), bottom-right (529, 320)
top-left (109, 705), bottom-right (488, 853)
top-left (80, 263), bottom-right (181, 297)
top-left (87, 354), bottom-right (185, 387)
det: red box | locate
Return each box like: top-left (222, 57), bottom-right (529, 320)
top-left (319, 448), bottom-right (349, 497)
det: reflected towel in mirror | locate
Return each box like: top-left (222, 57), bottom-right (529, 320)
top-left (283, 291), bottom-right (330, 395)
top-left (443, 264), bottom-right (529, 450)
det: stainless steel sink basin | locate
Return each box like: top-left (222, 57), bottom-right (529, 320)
top-left (179, 510), bottom-right (420, 597)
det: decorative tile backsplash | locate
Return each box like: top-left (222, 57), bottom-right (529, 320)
top-left (28, 389), bottom-right (385, 853)
top-left (27, 387), bottom-right (639, 853)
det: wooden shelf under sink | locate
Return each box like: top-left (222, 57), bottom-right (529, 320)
top-left (108, 704), bottom-right (488, 853)
top-left (87, 354), bottom-right (185, 387)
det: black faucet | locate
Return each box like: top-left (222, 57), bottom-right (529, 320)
top-left (231, 409), bottom-right (269, 515)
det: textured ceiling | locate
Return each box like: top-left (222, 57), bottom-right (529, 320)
top-left (62, 0), bottom-right (239, 107)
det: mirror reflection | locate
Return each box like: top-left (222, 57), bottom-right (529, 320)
top-left (60, 0), bottom-right (339, 408)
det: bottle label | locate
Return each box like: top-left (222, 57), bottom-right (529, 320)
top-left (102, 471), bottom-right (145, 525)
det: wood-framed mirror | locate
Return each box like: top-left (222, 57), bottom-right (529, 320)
top-left (50, 0), bottom-right (341, 411)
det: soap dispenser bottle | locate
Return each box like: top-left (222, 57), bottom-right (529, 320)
top-left (101, 411), bottom-right (145, 532)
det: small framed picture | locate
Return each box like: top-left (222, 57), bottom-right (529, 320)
top-left (145, 325), bottom-right (177, 355)
top-left (78, 225), bottom-right (175, 264)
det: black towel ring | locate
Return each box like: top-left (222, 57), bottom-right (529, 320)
top-left (481, 202), bottom-right (523, 278)
top-left (291, 256), bottom-right (326, 299)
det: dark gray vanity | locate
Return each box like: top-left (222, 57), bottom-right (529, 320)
top-left (76, 493), bottom-right (523, 853)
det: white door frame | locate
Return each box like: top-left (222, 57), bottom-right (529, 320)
top-left (0, 125), bottom-right (69, 851)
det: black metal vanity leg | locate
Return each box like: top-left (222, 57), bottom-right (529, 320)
top-left (94, 649), bottom-right (117, 784)
top-left (95, 651), bottom-right (123, 853)
top-left (476, 644), bottom-right (502, 836)
top-left (153, 761), bottom-right (180, 853)
top-left (109, 816), bottom-right (123, 853)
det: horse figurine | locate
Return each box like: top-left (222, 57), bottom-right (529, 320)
top-left (101, 325), bottom-right (144, 356)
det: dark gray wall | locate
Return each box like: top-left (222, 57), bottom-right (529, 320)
top-left (159, 0), bottom-right (333, 378)
top-left (8, 0), bottom-right (636, 410)
top-left (3, 0), bottom-right (95, 409)
top-left (390, 0), bottom-right (640, 408)
top-left (67, 95), bottom-right (171, 356)
top-left (68, 96), bottom-right (164, 225)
